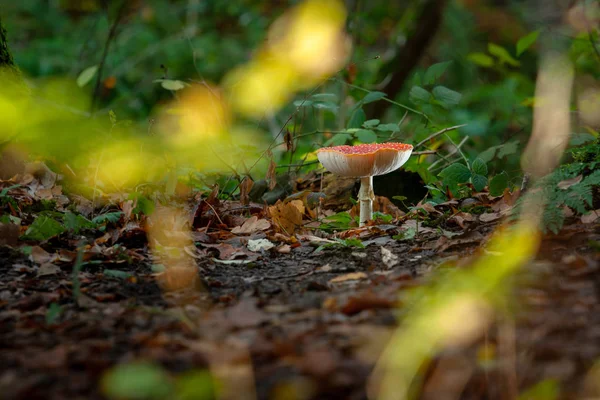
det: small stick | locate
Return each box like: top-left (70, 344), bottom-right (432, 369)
top-left (427, 136), bottom-right (469, 171)
top-left (414, 124), bottom-right (467, 149)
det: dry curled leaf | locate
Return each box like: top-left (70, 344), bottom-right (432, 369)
top-left (239, 176), bottom-right (254, 206)
top-left (266, 158), bottom-right (277, 190)
top-left (231, 215), bottom-right (270, 235)
top-left (268, 200), bottom-right (304, 235)
top-left (329, 272), bottom-right (368, 284)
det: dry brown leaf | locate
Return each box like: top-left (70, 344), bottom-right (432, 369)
top-left (266, 158), bottom-right (277, 190)
top-left (448, 211), bottom-right (474, 229)
top-left (268, 200), bottom-right (304, 235)
top-left (433, 231), bottom-right (485, 252)
top-left (479, 212), bottom-right (502, 223)
top-left (231, 215), bottom-right (270, 235)
top-left (341, 293), bottom-right (395, 315)
top-left (37, 263), bottom-right (61, 277)
top-left (239, 176), bottom-right (254, 206)
top-left (30, 246), bottom-right (55, 264)
top-left (581, 209), bottom-right (600, 224)
top-left (329, 272), bottom-right (368, 284)
top-left (557, 175), bottom-right (583, 190)
top-left (0, 223), bottom-right (19, 246)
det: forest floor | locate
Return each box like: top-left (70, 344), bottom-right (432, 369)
top-left (1, 170), bottom-right (600, 400)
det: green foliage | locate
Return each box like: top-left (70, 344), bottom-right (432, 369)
top-left (102, 362), bottom-right (173, 400)
top-left (516, 31), bottom-right (540, 57)
top-left (319, 211), bottom-right (356, 231)
top-left (21, 215), bottom-right (66, 241)
top-left (45, 302), bottom-right (62, 326)
top-left (517, 160), bottom-right (600, 234)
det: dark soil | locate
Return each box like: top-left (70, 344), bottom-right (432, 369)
top-left (1, 222), bottom-right (599, 400)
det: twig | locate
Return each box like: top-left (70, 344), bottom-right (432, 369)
top-left (427, 136), bottom-right (469, 171)
top-left (334, 78), bottom-right (431, 124)
top-left (90, 2), bottom-right (127, 113)
top-left (414, 124), bottom-right (467, 149)
top-left (276, 160), bottom-right (320, 169)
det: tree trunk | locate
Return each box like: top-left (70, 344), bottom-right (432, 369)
top-left (366, 0), bottom-right (448, 120)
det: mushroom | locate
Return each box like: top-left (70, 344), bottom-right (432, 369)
top-left (317, 143), bottom-right (413, 226)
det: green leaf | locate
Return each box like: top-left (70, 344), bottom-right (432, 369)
top-left (439, 163), bottom-right (471, 184)
top-left (325, 133), bottom-right (352, 146)
top-left (293, 100), bottom-right (313, 107)
top-left (311, 93), bottom-right (338, 102)
top-left (154, 79), bottom-right (187, 91)
top-left (104, 269), bottom-right (133, 279)
top-left (347, 108), bottom-right (366, 129)
top-left (363, 119), bottom-right (380, 128)
top-left (376, 123), bottom-right (400, 132)
top-left (92, 212), bottom-right (123, 225)
top-left (22, 216), bottom-right (66, 241)
top-left (467, 52), bottom-right (494, 67)
top-left (472, 174), bottom-right (488, 192)
top-left (128, 193), bottom-right (155, 216)
top-left (517, 379), bottom-right (559, 400)
top-left (312, 102), bottom-right (338, 112)
top-left (497, 141), bottom-right (519, 158)
top-left (489, 172), bottom-right (509, 196)
top-left (46, 303), bottom-right (62, 326)
top-left (478, 147), bottom-right (498, 163)
top-left (362, 91), bottom-right (386, 104)
top-left (423, 61), bottom-right (452, 85)
top-left (76, 65), bottom-right (98, 87)
top-left (64, 212), bottom-right (95, 234)
top-left (516, 30), bottom-right (540, 57)
top-left (108, 110), bottom-right (117, 125)
top-left (102, 362), bottom-right (173, 400)
top-left (432, 86), bottom-right (462, 108)
top-left (471, 158), bottom-right (488, 176)
top-left (488, 43), bottom-right (520, 67)
top-left (392, 196), bottom-right (407, 201)
top-left (409, 86), bottom-right (432, 104)
top-left (355, 129), bottom-right (378, 143)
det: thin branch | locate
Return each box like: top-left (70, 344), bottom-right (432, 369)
top-left (428, 136), bottom-right (469, 171)
top-left (414, 124), bottom-right (467, 149)
top-left (90, 2), bottom-right (127, 114)
top-left (276, 160), bottom-right (320, 169)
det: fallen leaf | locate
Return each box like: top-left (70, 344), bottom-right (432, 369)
top-left (329, 272), bottom-right (368, 284)
top-left (30, 246), bottom-right (55, 264)
top-left (231, 216), bottom-right (270, 235)
top-left (341, 293), bottom-right (396, 315)
top-left (277, 244), bottom-right (292, 254)
top-left (433, 231), bottom-right (485, 252)
top-left (227, 298), bottom-right (268, 328)
top-left (581, 209), bottom-right (600, 224)
top-left (239, 176), bottom-right (254, 206)
top-left (380, 247), bottom-right (398, 269)
top-left (0, 223), bottom-right (19, 246)
top-left (37, 263), bottom-right (61, 277)
top-left (448, 211), bottom-right (474, 228)
top-left (247, 239), bottom-right (275, 252)
top-left (266, 158), bottom-right (277, 190)
top-left (269, 200), bottom-right (304, 235)
top-left (479, 212), bottom-right (502, 223)
top-left (558, 175), bottom-right (583, 190)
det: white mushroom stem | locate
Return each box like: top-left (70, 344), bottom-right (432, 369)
top-left (358, 176), bottom-right (374, 226)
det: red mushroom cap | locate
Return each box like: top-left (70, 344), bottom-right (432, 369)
top-left (317, 143), bottom-right (413, 177)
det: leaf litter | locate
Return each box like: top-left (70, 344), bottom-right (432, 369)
top-left (0, 163), bottom-right (599, 399)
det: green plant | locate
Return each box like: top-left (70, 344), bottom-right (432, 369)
top-left (519, 167), bottom-right (600, 234)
